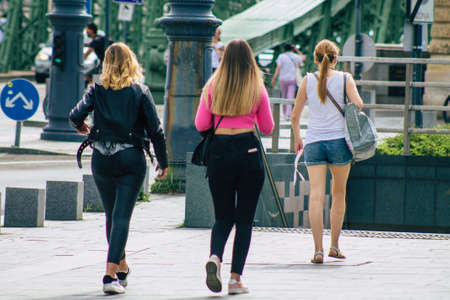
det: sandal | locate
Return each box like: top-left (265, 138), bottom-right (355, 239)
top-left (328, 246), bottom-right (346, 259)
top-left (310, 250), bottom-right (324, 264)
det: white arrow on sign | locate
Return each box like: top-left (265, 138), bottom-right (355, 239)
top-left (5, 92), bottom-right (34, 110)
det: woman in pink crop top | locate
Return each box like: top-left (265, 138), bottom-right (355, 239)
top-left (195, 39), bottom-right (274, 295)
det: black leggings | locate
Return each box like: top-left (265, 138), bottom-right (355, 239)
top-left (207, 132), bottom-right (265, 275)
top-left (91, 148), bottom-right (146, 265)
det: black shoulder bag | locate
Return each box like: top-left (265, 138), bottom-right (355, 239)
top-left (191, 115), bottom-right (224, 166)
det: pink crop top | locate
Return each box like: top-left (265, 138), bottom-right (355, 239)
top-left (195, 83), bottom-right (274, 135)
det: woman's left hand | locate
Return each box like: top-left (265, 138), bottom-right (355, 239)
top-left (76, 123), bottom-right (90, 135)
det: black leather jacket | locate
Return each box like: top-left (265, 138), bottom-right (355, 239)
top-left (69, 83), bottom-right (168, 170)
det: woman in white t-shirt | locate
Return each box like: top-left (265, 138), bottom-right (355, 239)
top-left (291, 40), bottom-right (363, 264)
top-left (271, 44), bottom-right (305, 119)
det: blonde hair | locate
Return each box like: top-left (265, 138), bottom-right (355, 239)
top-left (100, 42), bottom-right (143, 90)
top-left (313, 39), bottom-right (340, 104)
top-left (201, 39), bottom-right (263, 116)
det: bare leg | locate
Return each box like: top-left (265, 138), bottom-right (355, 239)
top-left (118, 258), bottom-right (128, 272)
top-left (106, 262), bottom-right (119, 278)
top-left (229, 272), bottom-right (248, 294)
top-left (328, 164), bottom-right (351, 251)
top-left (306, 165), bottom-right (328, 256)
top-left (230, 272), bottom-right (240, 281)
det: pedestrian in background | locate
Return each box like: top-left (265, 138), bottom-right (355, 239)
top-left (212, 27), bottom-right (224, 72)
top-left (69, 42), bottom-right (168, 294)
top-left (291, 39), bottom-right (363, 264)
top-left (84, 22), bottom-right (107, 85)
top-left (271, 43), bottom-right (306, 119)
top-left (195, 39), bottom-right (274, 295)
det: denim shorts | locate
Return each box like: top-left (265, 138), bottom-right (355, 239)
top-left (303, 138), bottom-right (353, 166)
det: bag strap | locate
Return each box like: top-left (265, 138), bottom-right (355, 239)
top-left (343, 72), bottom-right (348, 105)
top-left (212, 115), bottom-right (224, 133)
top-left (312, 72), bottom-right (345, 117)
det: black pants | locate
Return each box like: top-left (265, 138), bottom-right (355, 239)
top-left (207, 132), bottom-right (265, 275)
top-left (91, 148), bottom-right (146, 264)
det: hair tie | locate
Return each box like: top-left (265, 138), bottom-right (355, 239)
top-left (317, 54), bottom-right (323, 63)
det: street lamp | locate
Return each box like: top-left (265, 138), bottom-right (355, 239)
top-left (41, 0), bottom-right (90, 142)
top-left (159, 0), bottom-right (221, 179)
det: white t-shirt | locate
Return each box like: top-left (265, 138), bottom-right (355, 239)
top-left (276, 52), bottom-right (303, 81)
top-left (212, 42), bottom-right (224, 69)
top-left (304, 71), bottom-right (347, 145)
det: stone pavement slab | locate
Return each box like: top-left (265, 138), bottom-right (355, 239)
top-left (1, 194), bottom-right (449, 300)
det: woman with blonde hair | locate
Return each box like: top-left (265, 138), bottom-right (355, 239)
top-left (195, 39), bottom-right (274, 294)
top-left (291, 39), bottom-right (363, 264)
top-left (69, 42), bottom-right (168, 294)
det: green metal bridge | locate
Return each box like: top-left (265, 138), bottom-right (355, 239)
top-left (0, 0), bottom-right (405, 103)
top-left (222, 0), bottom-right (405, 76)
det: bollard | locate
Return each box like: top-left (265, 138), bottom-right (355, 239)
top-left (4, 187), bottom-right (46, 227)
top-left (46, 181), bottom-right (83, 220)
top-left (82, 175), bottom-right (103, 212)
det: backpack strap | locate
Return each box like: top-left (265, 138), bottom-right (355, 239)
top-left (312, 72), bottom-right (345, 117)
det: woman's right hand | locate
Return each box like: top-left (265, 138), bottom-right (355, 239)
top-left (76, 123), bottom-right (90, 135)
top-left (295, 137), bottom-right (304, 154)
top-left (155, 165), bottom-right (168, 179)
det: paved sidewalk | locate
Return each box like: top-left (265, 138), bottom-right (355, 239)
top-left (1, 194), bottom-right (449, 300)
top-left (1, 82), bottom-right (449, 299)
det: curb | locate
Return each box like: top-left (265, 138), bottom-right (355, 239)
top-left (0, 71), bottom-right (35, 83)
top-left (23, 120), bottom-right (48, 128)
top-left (0, 147), bottom-right (71, 156)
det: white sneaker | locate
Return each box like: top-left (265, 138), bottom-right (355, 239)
top-left (205, 255), bottom-right (222, 293)
top-left (103, 275), bottom-right (125, 294)
top-left (228, 278), bottom-right (249, 295)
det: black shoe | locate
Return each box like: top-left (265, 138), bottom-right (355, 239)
top-left (117, 268), bottom-right (130, 287)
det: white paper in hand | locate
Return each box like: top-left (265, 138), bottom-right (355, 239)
top-left (293, 149), bottom-right (305, 184)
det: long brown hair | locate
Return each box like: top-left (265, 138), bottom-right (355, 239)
top-left (313, 39), bottom-right (339, 104)
top-left (202, 39), bottom-right (263, 116)
top-left (100, 42), bottom-right (143, 90)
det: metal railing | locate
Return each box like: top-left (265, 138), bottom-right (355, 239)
top-left (269, 56), bottom-right (450, 155)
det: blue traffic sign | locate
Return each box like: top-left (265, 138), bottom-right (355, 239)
top-left (86, 0), bottom-right (92, 14)
top-left (1, 79), bottom-right (39, 121)
top-left (113, 0), bottom-right (142, 4)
